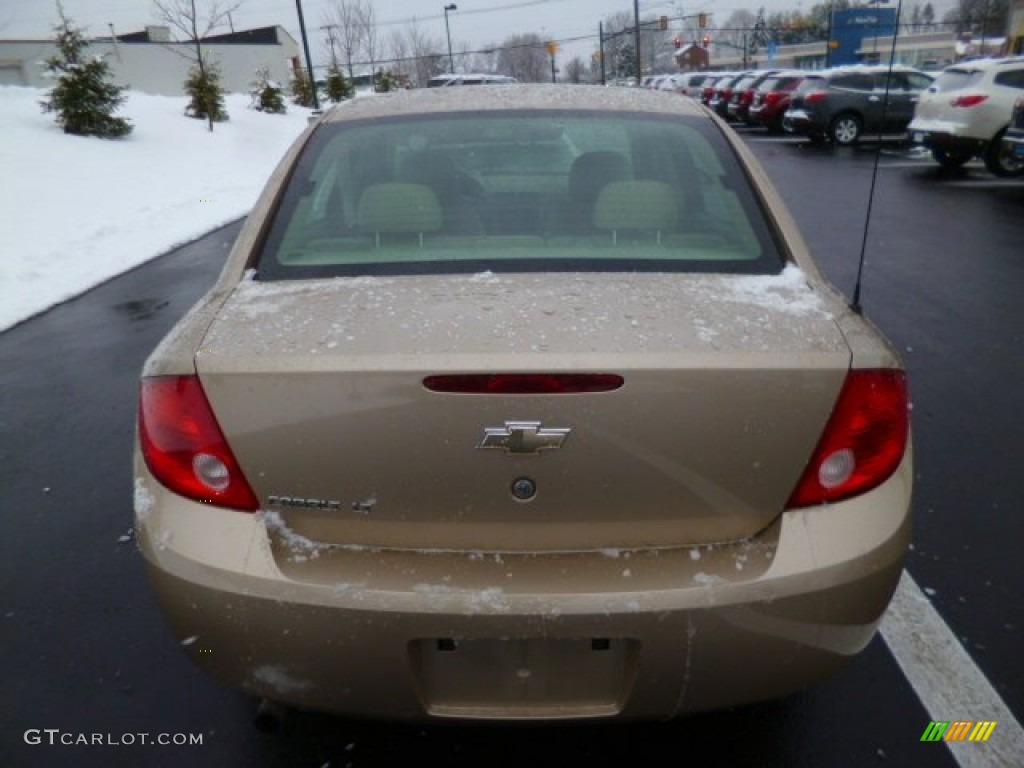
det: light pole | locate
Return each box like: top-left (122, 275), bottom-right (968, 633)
top-left (295, 0), bottom-right (319, 110)
top-left (633, 0), bottom-right (642, 86)
top-left (444, 4), bottom-right (457, 74)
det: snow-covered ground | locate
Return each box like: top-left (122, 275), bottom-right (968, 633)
top-left (0, 86), bottom-right (315, 333)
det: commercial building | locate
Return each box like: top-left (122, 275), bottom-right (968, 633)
top-left (0, 25), bottom-right (300, 96)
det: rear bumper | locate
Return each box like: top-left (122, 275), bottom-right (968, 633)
top-left (1002, 131), bottom-right (1024, 154)
top-left (750, 105), bottom-right (786, 129)
top-left (907, 118), bottom-right (988, 156)
top-left (135, 453), bottom-right (913, 722)
top-left (782, 108), bottom-right (821, 134)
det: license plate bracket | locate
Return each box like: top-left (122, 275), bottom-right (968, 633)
top-left (410, 636), bottom-right (640, 718)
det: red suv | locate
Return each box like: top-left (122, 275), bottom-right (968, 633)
top-left (728, 70), bottom-right (782, 124)
top-left (748, 70), bottom-right (806, 133)
top-left (709, 72), bottom-right (752, 119)
top-left (699, 73), bottom-right (730, 108)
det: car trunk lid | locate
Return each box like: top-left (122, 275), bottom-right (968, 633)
top-left (195, 267), bottom-right (850, 552)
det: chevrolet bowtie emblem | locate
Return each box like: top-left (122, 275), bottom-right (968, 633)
top-left (479, 421), bottom-right (571, 455)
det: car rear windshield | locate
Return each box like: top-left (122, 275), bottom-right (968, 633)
top-left (931, 69), bottom-right (985, 92)
top-left (829, 72), bottom-right (876, 90)
top-left (255, 111), bottom-right (785, 279)
top-left (758, 74), bottom-right (801, 92)
top-left (794, 75), bottom-right (827, 93)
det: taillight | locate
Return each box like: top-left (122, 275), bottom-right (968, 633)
top-left (764, 92), bottom-right (782, 105)
top-left (138, 375), bottom-right (259, 511)
top-left (805, 91), bottom-right (828, 104)
top-left (786, 369), bottom-right (909, 509)
top-left (423, 373), bottom-right (624, 394)
top-left (950, 93), bottom-right (988, 108)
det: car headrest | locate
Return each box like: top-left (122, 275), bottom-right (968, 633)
top-left (568, 151), bottom-right (630, 205)
top-left (593, 180), bottom-right (678, 234)
top-left (357, 183), bottom-right (443, 238)
top-left (400, 152), bottom-right (459, 183)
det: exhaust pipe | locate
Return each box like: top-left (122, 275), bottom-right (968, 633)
top-left (253, 698), bottom-right (287, 733)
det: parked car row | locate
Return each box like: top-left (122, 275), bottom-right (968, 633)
top-left (694, 69), bottom-right (807, 134)
top-left (668, 57), bottom-right (1024, 176)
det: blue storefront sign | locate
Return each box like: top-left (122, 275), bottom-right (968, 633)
top-left (830, 8), bottom-right (897, 65)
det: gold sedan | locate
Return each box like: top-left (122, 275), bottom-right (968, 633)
top-left (135, 83), bottom-right (912, 725)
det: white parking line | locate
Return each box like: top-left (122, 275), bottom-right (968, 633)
top-left (877, 161), bottom-right (954, 168)
top-left (913, 178), bottom-right (1024, 188)
top-left (744, 136), bottom-right (805, 143)
top-left (881, 569), bottom-right (1024, 766)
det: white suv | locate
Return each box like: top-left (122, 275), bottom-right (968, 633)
top-left (908, 56), bottom-right (1024, 176)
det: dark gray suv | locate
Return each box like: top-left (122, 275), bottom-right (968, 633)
top-left (784, 65), bottom-right (934, 145)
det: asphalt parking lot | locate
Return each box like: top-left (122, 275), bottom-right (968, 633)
top-left (1, 125), bottom-right (1021, 768)
top-left (740, 125), bottom-right (1024, 755)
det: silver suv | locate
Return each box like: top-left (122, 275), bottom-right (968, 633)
top-left (908, 56), bottom-right (1024, 177)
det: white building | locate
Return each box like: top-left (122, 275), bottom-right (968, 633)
top-left (0, 25), bottom-right (301, 96)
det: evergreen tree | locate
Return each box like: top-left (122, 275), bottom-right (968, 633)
top-left (375, 69), bottom-right (397, 93)
top-left (184, 60), bottom-right (228, 122)
top-left (40, 3), bottom-right (132, 138)
top-left (290, 69), bottom-right (316, 107)
top-left (250, 67), bottom-right (286, 114)
top-left (325, 65), bottom-right (354, 103)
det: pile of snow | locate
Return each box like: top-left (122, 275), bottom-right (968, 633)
top-left (0, 86), bottom-right (314, 333)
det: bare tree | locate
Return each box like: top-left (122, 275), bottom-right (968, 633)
top-left (601, 11), bottom-right (635, 80)
top-left (719, 9), bottom-right (758, 50)
top-left (801, 2), bottom-right (839, 43)
top-left (455, 41), bottom-right (476, 74)
top-left (564, 56), bottom-right (586, 84)
top-left (636, 14), bottom-right (675, 74)
top-left (401, 21), bottom-right (445, 88)
top-left (152, 0), bottom-right (241, 130)
top-left (321, 25), bottom-right (341, 74)
top-left (386, 28), bottom-right (412, 85)
top-left (355, 1), bottom-right (379, 87)
top-left (323, 0), bottom-right (378, 79)
top-left (910, 3), bottom-right (923, 32)
top-left (946, 0), bottom-right (1008, 39)
top-left (923, 2), bottom-right (936, 29)
top-left (152, 0), bottom-right (240, 41)
top-left (496, 33), bottom-right (547, 82)
top-left (765, 10), bottom-right (815, 45)
top-left (469, 44), bottom-right (500, 74)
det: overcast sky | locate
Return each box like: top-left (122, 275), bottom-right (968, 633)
top-left (1, 0), bottom-right (849, 65)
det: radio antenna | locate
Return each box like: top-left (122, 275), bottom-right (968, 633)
top-left (850, 0), bottom-right (905, 316)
